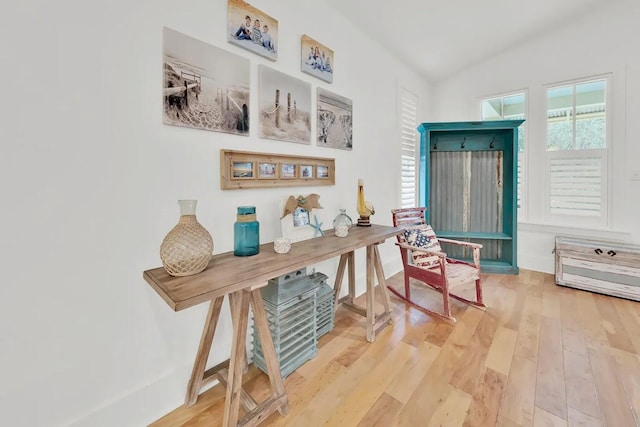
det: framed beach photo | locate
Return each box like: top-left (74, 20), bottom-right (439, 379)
top-left (258, 162), bottom-right (277, 179)
top-left (259, 65), bottom-right (312, 144)
top-left (301, 34), bottom-right (333, 83)
top-left (280, 163), bottom-right (297, 179)
top-left (316, 165), bottom-right (329, 179)
top-left (232, 161), bottom-right (254, 179)
top-left (163, 27), bottom-right (250, 135)
top-left (227, 0), bottom-right (277, 61)
top-left (317, 88), bottom-right (353, 150)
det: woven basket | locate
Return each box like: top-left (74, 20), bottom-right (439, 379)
top-left (160, 201), bottom-right (213, 276)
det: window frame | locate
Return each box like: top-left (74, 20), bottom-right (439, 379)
top-left (479, 89), bottom-right (528, 221)
top-left (543, 74), bottom-right (611, 228)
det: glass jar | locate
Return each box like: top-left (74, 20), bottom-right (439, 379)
top-left (234, 206), bottom-right (260, 256)
top-left (333, 209), bottom-right (353, 237)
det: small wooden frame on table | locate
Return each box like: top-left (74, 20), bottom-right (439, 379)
top-left (220, 149), bottom-right (335, 189)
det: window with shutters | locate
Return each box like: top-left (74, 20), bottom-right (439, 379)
top-left (481, 92), bottom-right (526, 220)
top-left (398, 89), bottom-right (419, 208)
top-left (545, 76), bottom-right (609, 226)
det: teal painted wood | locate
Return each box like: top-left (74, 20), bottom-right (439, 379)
top-left (417, 120), bottom-right (524, 274)
top-left (435, 231), bottom-right (513, 240)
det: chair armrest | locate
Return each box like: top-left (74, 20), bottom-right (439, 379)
top-left (396, 242), bottom-right (447, 258)
top-left (437, 238), bottom-right (483, 249)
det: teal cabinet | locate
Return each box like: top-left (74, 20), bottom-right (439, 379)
top-left (417, 120), bottom-right (524, 274)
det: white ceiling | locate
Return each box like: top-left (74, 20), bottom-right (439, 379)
top-left (322, 0), bottom-right (619, 82)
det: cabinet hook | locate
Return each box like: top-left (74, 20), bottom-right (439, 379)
top-left (489, 136), bottom-right (495, 149)
top-left (433, 137), bottom-right (438, 150)
top-left (461, 137), bottom-right (466, 149)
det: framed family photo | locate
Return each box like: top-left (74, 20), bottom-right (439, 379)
top-left (227, 0), bottom-right (277, 61)
top-left (300, 34), bottom-right (333, 83)
top-left (258, 162), bottom-right (277, 179)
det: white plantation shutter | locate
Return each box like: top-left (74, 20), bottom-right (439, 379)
top-left (548, 151), bottom-right (605, 217)
top-left (517, 153), bottom-right (524, 210)
top-left (399, 90), bottom-right (418, 208)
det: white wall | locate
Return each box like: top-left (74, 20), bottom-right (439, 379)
top-left (0, 0), bottom-right (430, 425)
top-left (430, 0), bottom-right (640, 273)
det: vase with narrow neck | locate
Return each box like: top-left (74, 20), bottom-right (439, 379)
top-left (160, 200), bottom-right (213, 276)
top-left (333, 208), bottom-right (353, 237)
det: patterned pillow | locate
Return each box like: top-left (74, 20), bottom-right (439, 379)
top-left (403, 225), bottom-right (443, 268)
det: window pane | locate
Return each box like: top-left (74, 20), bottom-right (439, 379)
top-left (547, 86), bottom-right (574, 150)
top-left (502, 94), bottom-right (526, 152)
top-left (503, 94), bottom-right (525, 117)
top-left (575, 80), bottom-right (606, 149)
top-left (481, 98), bottom-right (502, 120)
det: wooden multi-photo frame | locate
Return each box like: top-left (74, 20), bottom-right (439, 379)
top-left (221, 149), bottom-right (335, 189)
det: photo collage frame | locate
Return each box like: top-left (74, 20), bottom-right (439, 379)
top-left (221, 150), bottom-right (335, 190)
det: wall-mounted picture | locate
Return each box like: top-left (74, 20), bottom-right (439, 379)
top-left (301, 35), bottom-right (333, 83)
top-left (300, 165), bottom-right (314, 178)
top-left (220, 150), bottom-right (335, 190)
top-left (317, 88), bottom-right (353, 150)
top-left (258, 162), bottom-right (277, 179)
top-left (280, 163), bottom-right (297, 178)
top-left (227, 0), bottom-right (277, 61)
top-left (232, 161), bottom-right (254, 178)
top-left (316, 165), bottom-right (329, 179)
top-left (259, 65), bottom-right (312, 144)
top-left (163, 27), bottom-right (250, 135)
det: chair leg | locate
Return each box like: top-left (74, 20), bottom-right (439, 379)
top-left (475, 278), bottom-right (485, 307)
top-left (404, 271), bottom-right (411, 299)
top-left (442, 284), bottom-right (452, 319)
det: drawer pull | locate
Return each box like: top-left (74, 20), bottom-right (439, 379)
top-left (594, 248), bottom-right (603, 255)
top-left (607, 250), bottom-right (617, 257)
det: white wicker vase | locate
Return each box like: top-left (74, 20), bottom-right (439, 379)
top-left (160, 200), bottom-right (213, 276)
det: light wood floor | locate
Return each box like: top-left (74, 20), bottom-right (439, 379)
top-left (152, 270), bottom-right (640, 427)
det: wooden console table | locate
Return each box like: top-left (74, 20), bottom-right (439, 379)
top-left (143, 224), bottom-right (402, 426)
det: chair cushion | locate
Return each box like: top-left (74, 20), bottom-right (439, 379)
top-left (403, 225), bottom-right (443, 268)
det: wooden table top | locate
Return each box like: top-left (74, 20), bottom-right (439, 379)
top-left (143, 224), bottom-right (403, 311)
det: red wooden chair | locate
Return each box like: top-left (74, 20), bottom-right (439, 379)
top-left (390, 207), bottom-right (485, 322)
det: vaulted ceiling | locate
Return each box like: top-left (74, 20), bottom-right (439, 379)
top-left (322, 0), bottom-right (621, 82)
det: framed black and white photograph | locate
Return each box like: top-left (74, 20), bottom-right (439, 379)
top-left (317, 88), bottom-right (353, 150)
top-left (227, 0), bottom-right (277, 61)
top-left (163, 27), bottom-right (250, 135)
top-left (259, 65), bottom-right (312, 144)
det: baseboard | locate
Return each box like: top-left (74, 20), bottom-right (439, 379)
top-left (65, 363), bottom-right (214, 427)
top-left (519, 253), bottom-right (554, 274)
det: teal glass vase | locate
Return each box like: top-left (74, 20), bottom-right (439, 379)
top-left (234, 206), bottom-right (260, 256)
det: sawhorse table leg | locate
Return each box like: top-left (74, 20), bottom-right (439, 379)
top-left (184, 287), bottom-right (289, 427)
top-left (333, 243), bottom-right (393, 342)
